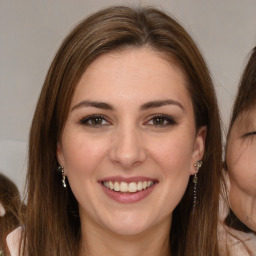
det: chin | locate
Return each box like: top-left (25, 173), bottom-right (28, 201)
top-left (102, 213), bottom-right (154, 236)
top-left (247, 219), bottom-right (256, 232)
top-left (108, 223), bottom-right (150, 236)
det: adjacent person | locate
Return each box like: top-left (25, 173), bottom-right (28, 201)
top-left (219, 47), bottom-right (256, 255)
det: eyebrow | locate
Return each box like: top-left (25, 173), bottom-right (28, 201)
top-left (71, 100), bottom-right (114, 111)
top-left (140, 99), bottom-right (184, 111)
top-left (71, 99), bottom-right (184, 112)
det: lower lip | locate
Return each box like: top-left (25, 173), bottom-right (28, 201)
top-left (100, 183), bottom-right (156, 203)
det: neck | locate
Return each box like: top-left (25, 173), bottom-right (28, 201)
top-left (79, 215), bottom-right (171, 256)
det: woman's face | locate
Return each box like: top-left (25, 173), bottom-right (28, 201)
top-left (57, 47), bottom-right (205, 237)
top-left (226, 107), bottom-right (256, 231)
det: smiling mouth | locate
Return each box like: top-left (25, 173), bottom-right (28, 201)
top-left (102, 181), bottom-right (155, 193)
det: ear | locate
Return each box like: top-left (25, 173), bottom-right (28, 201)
top-left (224, 170), bottom-right (231, 193)
top-left (56, 142), bottom-right (65, 167)
top-left (190, 126), bottom-right (207, 175)
top-left (0, 202), bottom-right (6, 217)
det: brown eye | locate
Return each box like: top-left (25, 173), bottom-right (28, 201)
top-left (80, 115), bottom-right (110, 127)
top-left (146, 114), bottom-right (177, 127)
top-left (90, 117), bottom-right (103, 126)
top-left (153, 117), bottom-right (166, 126)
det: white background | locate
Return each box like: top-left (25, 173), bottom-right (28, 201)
top-left (1, 0), bottom-right (256, 192)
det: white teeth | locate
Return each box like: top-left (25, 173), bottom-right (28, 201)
top-left (148, 181), bottom-right (153, 187)
top-left (109, 181), bottom-right (114, 190)
top-left (120, 182), bottom-right (128, 192)
top-left (128, 182), bottom-right (137, 192)
top-left (142, 181), bottom-right (147, 189)
top-left (103, 180), bottom-right (154, 193)
top-left (137, 181), bottom-right (143, 191)
top-left (114, 181), bottom-right (120, 192)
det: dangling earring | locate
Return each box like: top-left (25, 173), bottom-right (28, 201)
top-left (58, 166), bottom-right (67, 188)
top-left (193, 160), bottom-right (202, 209)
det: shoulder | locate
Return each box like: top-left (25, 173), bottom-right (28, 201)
top-left (218, 222), bottom-right (256, 256)
top-left (6, 227), bottom-right (23, 256)
top-left (218, 171), bottom-right (256, 255)
top-left (228, 230), bottom-right (256, 255)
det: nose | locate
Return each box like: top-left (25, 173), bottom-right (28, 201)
top-left (109, 126), bottom-right (147, 169)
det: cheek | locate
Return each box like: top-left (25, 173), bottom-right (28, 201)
top-left (150, 136), bottom-right (192, 212)
top-left (61, 131), bottom-right (109, 177)
top-left (228, 143), bottom-right (256, 194)
top-left (150, 134), bottom-right (194, 173)
top-left (147, 133), bottom-right (194, 208)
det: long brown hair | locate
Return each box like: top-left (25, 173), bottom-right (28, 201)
top-left (22, 6), bottom-right (222, 256)
top-left (0, 173), bottom-right (22, 255)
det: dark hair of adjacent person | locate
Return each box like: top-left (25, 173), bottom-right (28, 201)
top-left (228, 46), bottom-right (256, 130)
top-left (0, 173), bottom-right (22, 255)
top-left (21, 6), bottom-right (222, 256)
top-left (224, 47), bottom-right (256, 233)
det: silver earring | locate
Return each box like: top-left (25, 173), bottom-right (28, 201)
top-left (193, 160), bottom-right (202, 209)
top-left (58, 166), bottom-right (67, 188)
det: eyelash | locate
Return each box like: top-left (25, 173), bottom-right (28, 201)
top-left (79, 114), bottom-right (110, 127)
top-left (145, 114), bottom-right (177, 127)
top-left (244, 131), bottom-right (256, 137)
top-left (79, 114), bottom-right (176, 127)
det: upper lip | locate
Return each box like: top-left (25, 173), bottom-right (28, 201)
top-left (98, 176), bottom-right (158, 183)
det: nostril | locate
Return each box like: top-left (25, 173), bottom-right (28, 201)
top-left (108, 127), bottom-right (148, 169)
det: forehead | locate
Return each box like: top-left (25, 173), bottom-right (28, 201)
top-left (233, 107), bottom-right (256, 132)
top-left (71, 47), bottom-right (191, 106)
top-left (227, 108), bottom-right (256, 146)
